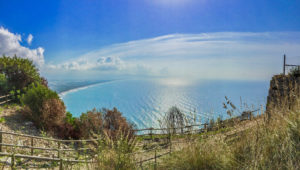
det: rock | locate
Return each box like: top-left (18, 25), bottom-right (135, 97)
top-left (266, 75), bottom-right (300, 117)
top-left (24, 121), bottom-right (33, 126)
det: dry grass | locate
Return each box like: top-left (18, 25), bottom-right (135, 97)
top-left (156, 109), bottom-right (300, 170)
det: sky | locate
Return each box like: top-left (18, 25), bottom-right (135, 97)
top-left (0, 0), bottom-right (300, 81)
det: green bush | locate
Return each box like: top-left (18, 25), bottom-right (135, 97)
top-left (0, 73), bottom-right (9, 94)
top-left (21, 83), bottom-right (64, 129)
top-left (0, 55), bottom-right (41, 93)
top-left (289, 67), bottom-right (300, 77)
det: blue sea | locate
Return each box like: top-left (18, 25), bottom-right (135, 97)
top-left (49, 78), bottom-right (269, 129)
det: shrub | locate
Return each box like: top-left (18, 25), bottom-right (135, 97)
top-left (79, 109), bottom-right (103, 138)
top-left (40, 98), bottom-right (66, 130)
top-left (57, 108), bottom-right (135, 140)
top-left (56, 119), bottom-right (82, 139)
top-left (0, 73), bottom-right (8, 94)
top-left (0, 55), bottom-right (41, 91)
top-left (94, 132), bottom-right (137, 170)
top-left (289, 66), bottom-right (300, 77)
top-left (21, 83), bottom-right (64, 129)
top-left (102, 107), bottom-right (135, 140)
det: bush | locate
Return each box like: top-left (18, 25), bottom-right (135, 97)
top-left (56, 108), bottom-right (135, 140)
top-left (289, 66), bottom-right (300, 77)
top-left (0, 73), bottom-right (8, 94)
top-left (0, 55), bottom-right (41, 91)
top-left (102, 108), bottom-right (135, 140)
top-left (21, 83), bottom-right (65, 130)
top-left (40, 98), bottom-right (66, 130)
top-left (79, 109), bottom-right (103, 138)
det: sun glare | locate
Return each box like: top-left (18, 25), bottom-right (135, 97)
top-left (151, 0), bottom-right (193, 6)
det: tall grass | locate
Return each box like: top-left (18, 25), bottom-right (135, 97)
top-left (92, 130), bottom-right (137, 170)
top-left (157, 109), bottom-right (300, 170)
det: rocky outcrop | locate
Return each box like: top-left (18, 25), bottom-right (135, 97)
top-left (266, 75), bottom-right (300, 116)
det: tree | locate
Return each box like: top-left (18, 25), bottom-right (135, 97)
top-left (163, 106), bottom-right (185, 134)
top-left (0, 55), bottom-right (41, 92)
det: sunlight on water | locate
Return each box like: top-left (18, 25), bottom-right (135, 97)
top-left (60, 79), bottom-right (268, 128)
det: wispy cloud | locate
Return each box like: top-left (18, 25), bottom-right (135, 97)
top-left (46, 32), bottom-right (300, 80)
top-left (0, 27), bottom-right (44, 66)
top-left (27, 34), bottom-right (33, 45)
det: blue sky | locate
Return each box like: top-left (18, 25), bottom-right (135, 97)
top-left (0, 0), bottom-right (300, 80)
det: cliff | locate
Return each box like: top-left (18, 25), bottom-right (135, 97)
top-left (266, 74), bottom-right (300, 116)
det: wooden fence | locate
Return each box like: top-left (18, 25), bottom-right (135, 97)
top-left (0, 110), bottom-right (254, 169)
top-left (0, 94), bottom-right (12, 105)
top-left (283, 54), bottom-right (300, 75)
top-left (0, 129), bottom-right (99, 169)
top-left (0, 123), bottom-right (211, 169)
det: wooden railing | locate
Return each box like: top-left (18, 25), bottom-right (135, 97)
top-left (0, 129), bottom-right (99, 169)
top-left (0, 124), bottom-right (208, 169)
top-left (0, 115), bottom-right (254, 169)
top-left (0, 94), bottom-right (12, 105)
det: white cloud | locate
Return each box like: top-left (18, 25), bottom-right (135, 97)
top-left (27, 34), bottom-right (33, 45)
top-left (50, 56), bottom-right (124, 71)
top-left (0, 27), bottom-right (44, 66)
top-left (46, 32), bottom-right (300, 80)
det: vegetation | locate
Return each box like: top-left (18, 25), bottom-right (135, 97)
top-left (21, 83), bottom-right (63, 129)
top-left (0, 55), bottom-right (44, 99)
top-left (289, 66), bottom-right (300, 77)
top-left (1, 55), bottom-right (299, 169)
top-left (157, 110), bottom-right (300, 170)
top-left (1, 56), bottom-right (134, 141)
top-left (0, 73), bottom-right (9, 94)
top-left (58, 108), bottom-right (135, 139)
top-left (93, 132), bottom-right (137, 170)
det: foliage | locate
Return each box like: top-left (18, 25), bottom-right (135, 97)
top-left (20, 83), bottom-right (64, 129)
top-left (79, 109), bottom-right (103, 138)
top-left (0, 55), bottom-right (41, 92)
top-left (102, 107), bottom-right (135, 140)
top-left (232, 111), bottom-right (300, 169)
top-left (94, 132), bottom-right (137, 170)
top-left (0, 73), bottom-right (9, 94)
top-left (159, 106), bottom-right (186, 134)
top-left (159, 140), bottom-right (234, 170)
top-left (289, 66), bottom-right (300, 77)
top-left (158, 110), bottom-right (300, 170)
top-left (57, 108), bottom-right (135, 140)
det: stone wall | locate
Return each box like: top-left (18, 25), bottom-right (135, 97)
top-left (266, 74), bottom-right (300, 116)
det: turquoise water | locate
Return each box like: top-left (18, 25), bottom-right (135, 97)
top-left (56, 79), bottom-right (269, 128)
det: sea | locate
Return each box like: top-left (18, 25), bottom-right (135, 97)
top-left (49, 78), bottom-right (269, 129)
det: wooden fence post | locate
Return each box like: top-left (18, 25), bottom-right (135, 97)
top-left (139, 158), bottom-right (143, 170)
top-left (169, 135), bottom-right (172, 153)
top-left (0, 128), bottom-right (2, 152)
top-left (31, 137), bottom-right (34, 155)
top-left (59, 158), bottom-right (63, 170)
top-left (150, 127), bottom-right (153, 140)
top-left (11, 154), bottom-right (15, 170)
top-left (57, 141), bottom-right (61, 158)
top-left (154, 148), bottom-right (157, 170)
top-left (283, 54), bottom-right (286, 75)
